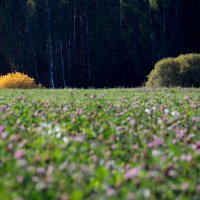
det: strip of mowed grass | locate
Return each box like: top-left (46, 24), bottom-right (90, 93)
top-left (0, 88), bottom-right (200, 200)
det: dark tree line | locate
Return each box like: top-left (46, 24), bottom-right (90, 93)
top-left (0, 0), bottom-right (200, 88)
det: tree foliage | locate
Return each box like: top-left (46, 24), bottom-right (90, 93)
top-left (146, 54), bottom-right (200, 87)
top-left (0, 72), bottom-right (37, 88)
top-left (0, 0), bottom-right (200, 87)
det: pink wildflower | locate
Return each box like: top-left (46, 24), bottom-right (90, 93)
top-left (131, 104), bottom-right (137, 109)
top-left (92, 155), bottom-right (99, 163)
top-left (16, 176), bottom-right (24, 183)
top-left (178, 130), bottom-right (185, 138)
top-left (0, 106), bottom-right (5, 112)
top-left (73, 136), bottom-right (85, 142)
top-left (181, 154), bottom-right (193, 162)
top-left (130, 119), bottom-right (136, 126)
top-left (36, 167), bottom-right (46, 175)
top-left (106, 188), bottom-right (117, 196)
top-left (76, 109), bottom-right (83, 115)
top-left (125, 168), bottom-right (139, 180)
top-left (196, 185), bottom-right (200, 192)
top-left (10, 134), bottom-right (21, 142)
top-left (14, 150), bottom-right (25, 159)
top-left (162, 114), bottom-right (168, 121)
top-left (195, 141), bottom-right (200, 150)
top-left (148, 138), bottom-right (163, 148)
top-left (0, 125), bottom-right (5, 134)
top-left (190, 104), bottom-right (198, 109)
top-left (181, 183), bottom-right (189, 191)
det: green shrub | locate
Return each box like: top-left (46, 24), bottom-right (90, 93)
top-left (146, 54), bottom-right (200, 87)
top-left (177, 54), bottom-right (200, 87)
top-left (146, 58), bottom-right (181, 87)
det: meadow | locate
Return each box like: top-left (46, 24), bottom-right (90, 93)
top-left (0, 88), bottom-right (200, 200)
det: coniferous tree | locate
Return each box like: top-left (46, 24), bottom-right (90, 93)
top-left (0, 0), bottom-right (200, 87)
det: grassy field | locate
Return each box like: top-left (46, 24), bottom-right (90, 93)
top-left (0, 88), bottom-right (200, 200)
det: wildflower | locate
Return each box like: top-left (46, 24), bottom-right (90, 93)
top-left (61, 193), bottom-right (69, 200)
top-left (106, 188), bottom-right (117, 196)
top-left (131, 104), bottom-right (137, 108)
top-left (168, 170), bottom-right (178, 178)
top-left (145, 109), bottom-right (151, 114)
top-left (152, 150), bottom-right (161, 157)
top-left (59, 162), bottom-right (68, 170)
top-left (171, 111), bottom-right (180, 117)
top-left (164, 109), bottom-right (169, 114)
top-left (0, 125), bottom-right (6, 136)
top-left (45, 175), bottom-right (54, 184)
top-left (181, 154), bottom-right (193, 162)
top-left (10, 134), bottom-right (21, 142)
top-left (152, 106), bottom-right (157, 111)
top-left (125, 168), bottom-right (139, 180)
top-left (81, 165), bottom-right (89, 174)
top-left (32, 176), bottom-right (39, 183)
top-left (116, 126), bottom-right (125, 131)
top-left (181, 183), bottom-right (189, 191)
top-left (184, 96), bottom-right (190, 100)
top-left (190, 104), bottom-right (198, 109)
top-left (36, 167), bottom-right (46, 175)
top-left (143, 189), bottom-right (151, 198)
top-left (176, 129), bottom-right (185, 138)
top-left (195, 141), bottom-right (200, 150)
top-left (129, 119), bottom-right (136, 126)
top-left (33, 111), bottom-right (39, 117)
top-left (128, 193), bottom-right (135, 200)
top-left (196, 185), bottom-right (200, 192)
top-left (14, 150), bottom-right (26, 159)
top-left (162, 114), bottom-right (168, 121)
top-left (90, 95), bottom-right (96, 99)
top-left (92, 155), bottom-right (99, 163)
top-left (18, 159), bottom-right (27, 166)
top-left (63, 137), bottom-right (69, 143)
top-left (73, 136), bottom-right (84, 142)
top-left (192, 117), bottom-right (199, 122)
top-left (55, 125), bottom-right (61, 133)
top-left (47, 166), bottom-right (54, 175)
top-left (76, 109), bottom-right (83, 115)
top-left (16, 176), bottom-right (24, 183)
top-left (56, 133), bottom-right (62, 139)
top-left (0, 106), bottom-right (5, 112)
top-left (7, 143), bottom-right (13, 152)
top-left (173, 139), bottom-right (178, 144)
top-left (148, 138), bottom-right (163, 148)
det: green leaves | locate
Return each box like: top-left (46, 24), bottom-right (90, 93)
top-left (0, 89), bottom-right (200, 199)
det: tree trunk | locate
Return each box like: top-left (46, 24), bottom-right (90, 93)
top-left (60, 39), bottom-right (66, 87)
top-left (46, 0), bottom-right (55, 88)
top-left (85, 8), bottom-right (91, 86)
top-left (20, 0), bottom-right (40, 83)
top-left (148, 1), bottom-right (155, 66)
top-left (162, 3), bottom-right (166, 57)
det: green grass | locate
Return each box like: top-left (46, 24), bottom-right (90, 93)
top-left (0, 88), bottom-right (200, 200)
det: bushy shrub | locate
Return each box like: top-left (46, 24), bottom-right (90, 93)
top-left (0, 72), bottom-right (37, 89)
top-left (176, 54), bottom-right (200, 87)
top-left (146, 58), bottom-right (181, 87)
top-left (146, 54), bottom-right (200, 87)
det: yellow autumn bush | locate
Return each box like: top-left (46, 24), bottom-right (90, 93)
top-left (0, 72), bottom-right (37, 89)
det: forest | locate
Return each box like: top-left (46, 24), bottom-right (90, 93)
top-left (0, 0), bottom-right (200, 88)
